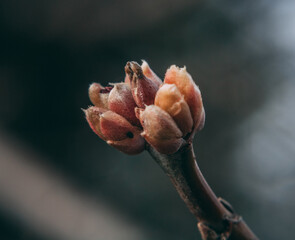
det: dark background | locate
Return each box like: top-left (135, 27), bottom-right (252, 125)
top-left (0, 0), bottom-right (294, 239)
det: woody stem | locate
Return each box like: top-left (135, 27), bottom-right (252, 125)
top-left (147, 143), bottom-right (258, 240)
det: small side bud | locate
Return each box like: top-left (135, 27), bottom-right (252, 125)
top-left (136, 105), bottom-right (183, 154)
top-left (88, 83), bottom-right (112, 109)
top-left (125, 61), bottom-right (158, 108)
top-left (164, 66), bottom-right (203, 128)
top-left (141, 60), bottom-right (162, 87)
top-left (155, 84), bottom-right (193, 136)
top-left (108, 83), bottom-right (140, 126)
top-left (197, 222), bottom-right (219, 240)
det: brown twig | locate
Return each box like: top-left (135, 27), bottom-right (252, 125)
top-left (147, 143), bottom-right (258, 240)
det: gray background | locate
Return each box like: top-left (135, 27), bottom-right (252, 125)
top-left (0, 0), bottom-right (294, 239)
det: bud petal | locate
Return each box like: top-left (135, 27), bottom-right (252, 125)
top-left (88, 83), bottom-right (112, 109)
top-left (124, 73), bottom-right (130, 85)
top-left (108, 83), bottom-right (140, 126)
top-left (141, 60), bottom-right (162, 87)
top-left (155, 84), bottom-right (193, 136)
top-left (125, 61), bottom-right (158, 108)
top-left (164, 66), bottom-right (203, 128)
top-left (84, 106), bottom-right (106, 140)
top-left (107, 129), bottom-right (145, 155)
top-left (136, 105), bottom-right (183, 154)
top-left (100, 111), bottom-right (137, 141)
top-left (100, 111), bottom-right (145, 154)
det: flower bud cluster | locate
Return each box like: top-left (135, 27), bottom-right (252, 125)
top-left (84, 61), bottom-right (204, 155)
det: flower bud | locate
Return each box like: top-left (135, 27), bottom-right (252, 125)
top-left (99, 111), bottom-right (136, 141)
top-left (88, 83), bottom-right (112, 109)
top-left (108, 83), bottom-right (140, 126)
top-left (155, 83), bottom-right (193, 136)
top-left (85, 61), bottom-right (206, 155)
top-left (84, 107), bottom-right (145, 154)
top-left (164, 66), bottom-right (203, 128)
top-left (136, 105), bottom-right (183, 154)
top-left (125, 61), bottom-right (158, 108)
top-left (141, 60), bottom-right (162, 87)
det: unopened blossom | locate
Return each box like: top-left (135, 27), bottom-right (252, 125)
top-left (125, 61), bottom-right (159, 108)
top-left (124, 60), bottom-right (162, 88)
top-left (108, 83), bottom-right (140, 126)
top-left (84, 60), bottom-right (204, 155)
top-left (136, 105), bottom-right (184, 154)
top-left (164, 65), bottom-right (204, 129)
top-left (155, 83), bottom-right (193, 136)
top-left (84, 106), bottom-right (144, 155)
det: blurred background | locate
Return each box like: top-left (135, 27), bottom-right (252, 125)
top-left (0, 0), bottom-right (295, 239)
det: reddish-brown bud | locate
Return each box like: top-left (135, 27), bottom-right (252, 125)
top-left (85, 61), bottom-right (206, 155)
top-left (155, 83), bottom-right (193, 136)
top-left (108, 83), bottom-right (140, 126)
top-left (88, 83), bottom-right (112, 109)
top-left (84, 107), bottom-right (145, 154)
top-left (164, 66), bottom-right (204, 129)
top-left (99, 111), bottom-right (136, 141)
top-left (125, 61), bottom-right (158, 108)
top-left (141, 60), bottom-right (162, 87)
top-left (136, 105), bottom-right (183, 154)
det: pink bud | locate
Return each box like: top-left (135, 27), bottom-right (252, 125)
top-left (99, 111), bottom-right (136, 141)
top-left (155, 83), bottom-right (193, 136)
top-left (84, 107), bottom-right (145, 154)
top-left (141, 60), bottom-right (162, 87)
top-left (88, 83), bottom-right (112, 109)
top-left (125, 61), bottom-right (158, 108)
top-left (136, 105), bottom-right (183, 154)
top-left (164, 66), bottom-right (203, 129)
top-left (100, 111), bottom-right (145, 154)
top-left (108, 83), bottom-right (140, 126)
